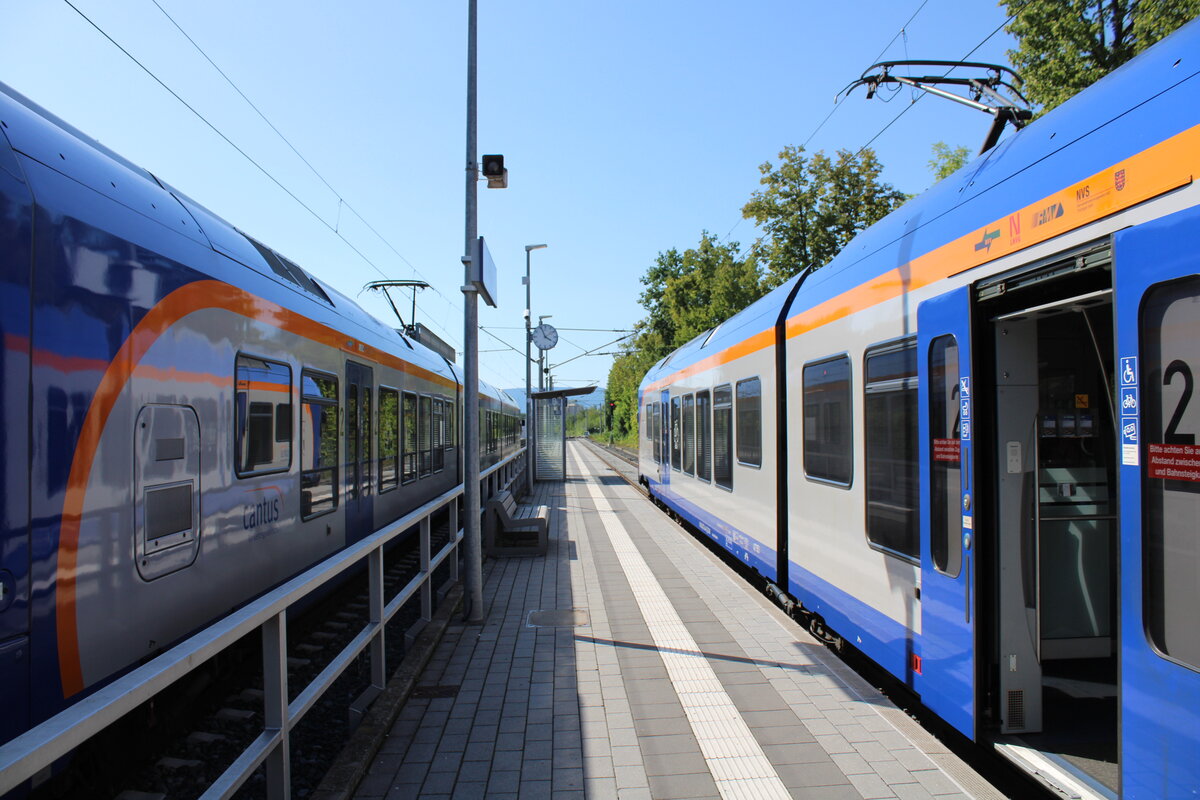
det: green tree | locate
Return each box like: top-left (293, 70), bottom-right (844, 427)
top-left (638, 232), bottom-right (764, 350)
top-left (608, 231), bottom-right (765, 440)
top-left (645, 232), bottom-right (765, 346)
top-left (741, 146), bottom-right (908, 288)
top-left (605, 332), bottom-right (662, 440)
top-left (1003, 0), bottom-right (1200, 113)
top-left (929, 141), bottom-right (971, 181)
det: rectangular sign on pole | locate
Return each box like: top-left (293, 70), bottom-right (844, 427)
top-left (471, 236), bottom-right (498, 308)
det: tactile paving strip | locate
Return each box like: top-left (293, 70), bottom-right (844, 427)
top-left (574, 450), bottom-right (792, 800)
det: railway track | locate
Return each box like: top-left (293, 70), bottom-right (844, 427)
top-left (577, 436), bottom-right (638, 469)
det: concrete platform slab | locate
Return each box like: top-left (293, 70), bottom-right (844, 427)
top-left (345, 441), bottom-right (1006, 800)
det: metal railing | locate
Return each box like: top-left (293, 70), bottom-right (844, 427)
top-left (0, 449), bottom-right (528, 799)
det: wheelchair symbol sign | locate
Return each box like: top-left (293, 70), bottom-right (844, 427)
top-left (1120, 357), bottom-right (1137, 386)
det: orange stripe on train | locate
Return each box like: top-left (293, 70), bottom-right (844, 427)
top-left (643, 123), bottom-right (1200, 396)
top-left (56, 280), bottom-right (459, 697)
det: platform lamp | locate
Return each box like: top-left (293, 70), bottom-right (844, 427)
top-left (524, 243), bottom-right (547, 491)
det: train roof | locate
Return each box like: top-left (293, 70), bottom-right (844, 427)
top-left (642, 273), bottom-right (800, 387)
top-left (0, 80), bottom-right (458, 388)
top-left (641, 18), bottom-right (1200, 395)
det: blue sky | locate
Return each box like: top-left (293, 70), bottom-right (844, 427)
top-left (2, 1), bottom-right (1018, 391)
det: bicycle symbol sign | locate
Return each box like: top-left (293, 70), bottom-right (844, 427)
top-left (1121, 387), bottom-right (1138, 414)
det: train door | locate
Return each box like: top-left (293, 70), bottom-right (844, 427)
top-left (345, 362), bottom-right (374, 540)
top-left (978, 244), bottom-right (1118, 798)
top-left (0, 125), bottom-right (31, 745)
top-left (659, 390), bottom-right (670, 486)
top-left (1114, 206), bottom-right (1200, 799)
top-left (916, 286), bottom-right (977, 739)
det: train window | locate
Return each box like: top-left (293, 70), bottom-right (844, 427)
top-left (929, 336), bottom-right (961, 576)
top-left (803, 356), bottom-right (852, 485)
top-left (714, 385), bottom-right (733, 490)
top-left (648, 403), bottom-right (657, 464)
top-left (420, 395), bottom-right (433, 476)
top-left (300, 371), bottom-right (338, 518)
top-left (649, 403), bottom-right (656, 460)
top-left (657, 402), bottom-right (667, 465)
top-left (402, 391), bottom-right (418, 483)
top-left (697, 390), bottom-right (712, 481)
top-left (670, 396), bottom-right (682, 471)
top-left (683, 394), bottom-right (696, 476)
top-left (736, 378), bottom-right (762, 467)
top-left (346, 379), bottom-right (371, 501)
top-left (433, 398), bottom-right (445, 472)
top-left (864, 341), bottom-right (919, 560)
top-left (379, 387), bottom-right (399, 492)
top-left (447, 399), bottom-right (456, 447)
top-left (1142, 277), bottom-right (1200, 669)
top-left (654, 403), bottom-right (663, 464)
top-left (235, 355), bottom-right (292, 476)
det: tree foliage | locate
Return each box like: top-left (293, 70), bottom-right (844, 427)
top-left (606, 232), bottom-right (764, 439)
top-left (600, 3), bottom-right (1200, 444)
top-left (640, 232), bottom-right (764, 347)
top-left (1003, 0), bottom-right (1200, 113)
top-left (928, 141), bottom-right (971, 181)
top-left (741, 146), bottom-right (908, 288)
top-left (605, 333), bottom-right (662, 440)
top-left (606, 147), bottom-right (908, 437)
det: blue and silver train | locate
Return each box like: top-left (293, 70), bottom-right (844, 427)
top-left (0, 82), bottom-right (520, 750)
top-left (639, 19), bottom-right (1200, 799)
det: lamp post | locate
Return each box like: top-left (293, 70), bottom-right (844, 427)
top-left (524, 244), bottom-right (547, 492)
top-left (461, 0), bottom-right (483, 624)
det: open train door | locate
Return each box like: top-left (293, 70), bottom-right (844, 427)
top-left (1114, 205), bottom-right (1200, 798)
top-left (916, 285), bottom-right (977, 740)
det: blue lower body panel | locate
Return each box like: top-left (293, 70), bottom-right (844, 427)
top-left (647, 479), bottom-right (914, 685)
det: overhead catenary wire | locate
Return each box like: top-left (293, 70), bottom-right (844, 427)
top-left (853, 6), bottom-right (1024, 158)
top-left (145, 0), bottom-right (472, 353)
top-left (550, 333), bottom-right (634, 370)
top-left (65, 0), bottom-right (468, 354)
top-left (67, 3), bottom-right (537, 392)
top-left (147, 0), bottom-right (457, 296)
top-left (735, 10), bottom-right (1017, 264)
top-left (477, 326), bottom-right (532, 363)
top-left (802, 0), bottom-right (932, 150)
top-left (481, 326), bottom-right (634, 333)
top-left (727, 0), bottom-right (934, 247)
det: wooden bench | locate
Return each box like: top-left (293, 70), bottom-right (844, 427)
top-left (484, 489), bottom-right (549, 557)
